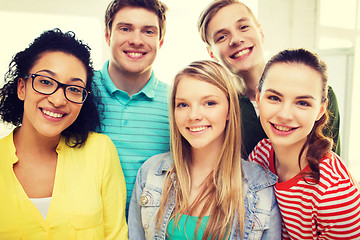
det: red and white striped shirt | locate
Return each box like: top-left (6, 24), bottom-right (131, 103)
top-left (248, 139), bottom-right (360, 240)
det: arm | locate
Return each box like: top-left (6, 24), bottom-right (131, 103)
top-left (318, 177), bottom-right (360, 239)
top-left (128, 167), bottom-right (146, 240)
top-left (102, 136), bottom-right (128, 240)
top-left (326, 86), bottom-right (341, 155)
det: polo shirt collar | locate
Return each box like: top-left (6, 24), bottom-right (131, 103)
top-left (101, 60), bottom-right (157, 99)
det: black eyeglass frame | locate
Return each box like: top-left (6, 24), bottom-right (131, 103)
top-left (25, 73), bottom-right (90, 104)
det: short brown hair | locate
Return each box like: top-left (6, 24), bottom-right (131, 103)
top-left (105, 0), bottom-right (167, 41)
top-left (198, 0), bottom-right (259, 45)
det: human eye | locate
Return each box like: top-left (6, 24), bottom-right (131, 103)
top-left (205, 100), bottom-right (217, 106)
top-left (36, 76), bottom-right (54, 86)
top-left (297, 100), bottom-right (311, 107)
top-left (144, 29), bottom-right (154, 35)
top-left (119, 26), bottom-right (131, 32)
top-left (215, 34), bottom-right (227, 43)
top-left (176, 102), bottom-right (188, 108)
top-left (239, 25), bottom-right (249, 31)
top-left (268, 95), bottom-right (280, 101)
top-left (67, 86), bottom-right (83, 95)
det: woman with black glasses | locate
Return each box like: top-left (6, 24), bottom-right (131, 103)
top-left (0, 29), bottom-right (128, 239)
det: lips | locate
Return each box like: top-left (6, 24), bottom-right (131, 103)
top-left (125, 51), bottom-right (145, 58)
top-left (230, 47), bottom-right (252, 59)
top-left (271, 123), bottom-right (298, 132)
top-left (41, 109), bottom-right (65, 118)
top-left (188, 126), bottom-right (209, 133)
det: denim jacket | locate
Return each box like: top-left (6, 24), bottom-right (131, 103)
top-left (128, 152), bottom-right (281, 240)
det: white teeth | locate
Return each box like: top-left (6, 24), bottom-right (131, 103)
top-left (42, 110), bottom-right (63, 118)
top-left (274, 124), bottom-right (292, 132)
top-left (233, 48), bottom-right (250, 58)
top-left (128, 52), bottom-right (143, 57)
top-left (189, 126), bottom-right (207, 132)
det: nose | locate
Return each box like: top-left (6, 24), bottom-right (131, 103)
top-left (276, 103), bottom-right (293, 121)
top-left (189, 106), bottom-right (203, 121)
top-left (229, 33), bottom-right (244, 47)
top-left (48, 88), bottom-right (67, 107)
top-left (129, 30), bottom-right (144, 46)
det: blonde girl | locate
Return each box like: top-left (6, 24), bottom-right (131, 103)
top-left (129, 60), bottom-right (281, 239)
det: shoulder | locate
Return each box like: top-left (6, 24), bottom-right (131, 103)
top-left (136, 152), bottom-right (173, 189)
top-left (0, 132), bottom-right (13, 163)
top-left (316, 152), bottom-right (360, 200)
top-left (73, 132), bottom-right (116, 156)
top-left (139, 152), bottom-right (173, 176)
top-left (327, 85), bottom-right (336, 97)
top-left (327, 85), bottom-right (339, 111)
top-left (84, 132), bottom-right (113, 146)
top-left (154, 79), bottom-right (169, 100)
top-left (93, 70), bottom-right (102, 80)
top-left (0, 131), bottom-right (12, 145)
top-left (319, 152), bottom-right (352, 182)
top-left (242, 158), bottom-right (277, 190)
top-left (248, 139), bottom-right (273, 162)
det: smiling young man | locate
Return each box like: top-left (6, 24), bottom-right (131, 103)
top-left (198, 0), bottom-right (341, 158)
top-left (93, 0), bottom-right (170, 213)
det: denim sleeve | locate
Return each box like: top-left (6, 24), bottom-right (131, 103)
top-left (128, 168), bottom-right (146, 240)
top-left (261, 196), bottom-right (282, 240)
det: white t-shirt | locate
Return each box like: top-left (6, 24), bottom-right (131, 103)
top-left (30, 197), bottom-right (51, 219)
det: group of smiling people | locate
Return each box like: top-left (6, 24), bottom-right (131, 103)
top-left (0, 0), bottom-right (359, 239)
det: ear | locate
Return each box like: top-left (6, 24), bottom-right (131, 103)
top-left (258, 25), bottom-right (265, 44)
top-left (226, 106), bottom-right (230, 121)
top-left (105, 29), bottom-right (111, 46)
top-left (159, 39), bottom-right (164, 49)
top-left (206, 47), bottom-right (218, 62)
top-left (17, 78), bottom-right (26, 101)
top-left (316, 99), bottom-right (328, 121)
top-left (255, 86), bottom-right (261, 104)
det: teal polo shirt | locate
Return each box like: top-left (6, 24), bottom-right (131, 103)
top-left (93, 61), bottom-right (170, 211)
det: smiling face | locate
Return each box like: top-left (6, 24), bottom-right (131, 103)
top-left (256, 63), bottom-right (327, 149)
top-left (206, 3), bottom-right (265, 76)
top-left (17, 51), bottom-right (87, 139)
top-left (174, 76), bottom-right (229, 152)
top-left (105, 6), bottom-right (163, 77)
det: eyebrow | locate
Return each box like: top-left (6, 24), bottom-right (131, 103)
top-left (265, 89), bottom-right (315, 100)
top-left (175, 95), bottom-right (220, 101)
top-left (212, 17), bottom-right (249, 38)
top-left (35, 69), bottom-right (86, 85)
top-left (115, 22), bottom-right (158, 30)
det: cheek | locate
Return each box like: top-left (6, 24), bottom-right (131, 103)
top-left (174, 111), bottom-right (184, 127)
top-left (71, 105), bottom-right (83, 118)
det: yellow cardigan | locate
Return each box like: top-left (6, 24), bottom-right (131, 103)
top-left (0, 131), bottom-right (128, 240)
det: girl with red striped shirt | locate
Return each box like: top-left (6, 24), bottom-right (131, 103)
top-left (249, 48), bottom-right (360, 239)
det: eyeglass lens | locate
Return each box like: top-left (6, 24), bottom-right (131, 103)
top-left (32, 75), bottom-right (87, 103)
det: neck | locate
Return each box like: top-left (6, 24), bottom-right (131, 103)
top-left (239, 61), bottom-right (265, 101)
top-left (190, 143), bottom-right (222, 179)
top-left (273, 142), bottom-right (308, 183)
top-left (13, 127), bottom-right (60, 157)
top-left (108, 61), bottom-right (152, 97)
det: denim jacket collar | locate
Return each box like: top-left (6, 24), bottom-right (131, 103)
top-left (154, 154), bottom-right (173, 176)
top-left (242, 160), bottom-right (278, 191)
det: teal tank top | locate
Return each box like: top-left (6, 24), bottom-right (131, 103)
top-left (166, 214), bottom-right (210, 240)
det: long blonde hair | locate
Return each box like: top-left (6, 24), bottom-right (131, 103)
top-left (157, 60), bottom-right (244, 239)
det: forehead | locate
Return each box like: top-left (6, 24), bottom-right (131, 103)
top-left (176, 76), bottom-right (225, 98)
top-left (112, 6), bottom-right (159, 29)
top-left (207, 3), bottom-right (256, 34)
top-left (30, 51), bottom-right (87, 82)
top-left (263, 63), bottom-right (323, 96)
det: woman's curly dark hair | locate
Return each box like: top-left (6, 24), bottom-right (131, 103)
top-left (0, 28), bottom-right (101, 147)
